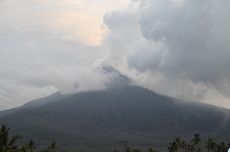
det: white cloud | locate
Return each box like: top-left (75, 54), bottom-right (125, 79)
top-left (102, 0), bottom-right (230, 108)
top-left (0, 0), bottom-right (129, 108)
top-left (1, 0), bottom-right (230, 110)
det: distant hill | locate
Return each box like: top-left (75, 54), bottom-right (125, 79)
top-left (0, 85), bottom-right (230, 152)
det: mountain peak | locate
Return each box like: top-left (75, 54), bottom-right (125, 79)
top-left (99, 65), bottom-right (132, 88)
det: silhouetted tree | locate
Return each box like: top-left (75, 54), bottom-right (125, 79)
top-left (206, 138), bottom-right (217, 152)
top-left (168, 138), bottom-right (184, 152)
top-left (190, 134), bottom-right (201, 152)
top-left (27, 140), bottom-right (36, 152)
top-left (0, 125), bottom-right (21, 152)
top-left (0, 125), bottom-right (57, 152)
top-left (133, 148), bottom-right (141, 152)
top-left (127, 146), bottom-right (132, 152)
top-left (216, 142), bottom-right (228, 152)
top-left (119, 140), bottom-right (128, 152)
top-left (149, 147), bottom-right (158, 152)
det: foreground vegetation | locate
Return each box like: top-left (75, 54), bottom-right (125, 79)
top-left (120, 134), bottom-right (230, 152)
top-left (167, 134), bottom-right (229, 152)
top-left (0, 125), bottom-right (56, 152)
top-left (1, 125), bottom-right (229, 152)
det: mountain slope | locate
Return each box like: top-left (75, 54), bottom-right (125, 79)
top-left (0, 85), bottom-right (230, 151)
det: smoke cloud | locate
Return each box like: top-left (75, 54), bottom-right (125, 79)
top-left (103, 0), bottom-right (230, 107)
top-left (0, 0), bottom-right (230, 109)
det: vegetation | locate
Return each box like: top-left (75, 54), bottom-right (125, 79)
top-left (115, 134), bottom-right (229, 152)
top-left (1, 125), bottom-right (229, 152)
top-left (167, 134), bottom-right (229, 152)
top-left (0, 125), bottom-right (56, 152)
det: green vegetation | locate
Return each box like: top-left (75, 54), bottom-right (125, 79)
top-left (0, 125), bottom-right (56, 152)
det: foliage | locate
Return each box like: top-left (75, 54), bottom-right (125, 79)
top-left (0, 125), bottom-right (56, 152)
top-left (115, 134), bottom-right (229, 152)
top-left (1, 124), bottom-right (230, 152)
top-left (167, 134), bottom-right (229, 152)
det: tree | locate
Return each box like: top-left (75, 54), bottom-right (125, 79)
top-left (119, 140), bottom-right (128, 152)
top-left (0, 125), bottom-right (21, 152)
top-left (0, 124), bottom-right (57, 152)
top-left (28, 140), bottom-right (36, 152)
top-left (40, 142), bottom-right (56, 152)
top-left (206, 138), bottom-right (216, 152)
top-left (168, 138), bottom-right (184, 152)
top-left (190, 134), bottom-right (201, 152)
top-left (216, 142), bottom-right (228, 152)
top-left (149, 147), bottom-right (158, 152)
top-left (133, 148), bottom-right (141, 152)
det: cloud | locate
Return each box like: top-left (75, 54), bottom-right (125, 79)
top-left (37, 0), bottom-right (130, 46)
top-left (136, 0), bottom-right (230, 96)
top-left (0, 0), bottom-right (117, 108)
top-left (102, 0), bottom-right (230, 107)
top-left (138, 0), bottom-right (230, 81)
top-left (0, 0), bottom-right (230, 109)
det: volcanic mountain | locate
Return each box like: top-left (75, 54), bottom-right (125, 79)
top-left (0, 67), bottom-right (230, 151)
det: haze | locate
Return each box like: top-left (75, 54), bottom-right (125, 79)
top-left (0, 0), bottom-right (230, 110)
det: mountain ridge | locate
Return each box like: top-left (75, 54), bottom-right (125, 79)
top-left (0, 85), bottom-right (230, 151)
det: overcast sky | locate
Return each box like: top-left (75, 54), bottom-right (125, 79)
top-left (0, 0), bottom-right (230, 110)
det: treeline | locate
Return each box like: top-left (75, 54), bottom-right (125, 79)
top-left (117, 134), bottom-right (230, 152)
top-left (168, 134), bottom-right (229, 152)
top-left (1, 125), bottom-right (229, 152)
top-left (0, 125), bottom-right (56, 152)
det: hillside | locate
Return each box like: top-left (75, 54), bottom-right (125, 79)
top-left (0, 85), bottom-right (230, 151)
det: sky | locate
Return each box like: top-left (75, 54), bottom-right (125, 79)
top-left (0, 0), bottom-right (230, 110)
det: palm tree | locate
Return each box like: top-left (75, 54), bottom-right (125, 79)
top-left (28, 140), bottom-right (36, 152)
top-left (133, 148), bottom-right (141, 152)
top-left (187, 144), bottom-right (195, 152)
top-left (127, 146), bottom-right (132, 152)
top-left (19, 145), bottom-right (30, 152)
top-left (40, 142), bottom-right (56, 152)
top-left (168, 138), bottom-right (183, 152)
top-left (190, 134), bottom-right (201, 152)
top-left (180, 140), bottom-right (188, 152)
top-left (206, 138), bottom-right (216, 152)
top-left (191, 134), bottom-right (201, 145)
top-left (0, 125), bottom-right (21, 152)
top-left (149, 147), bottom-right (157, 152)
top-left (0, 125), bottom-right (60, 152)
top-left (216, 142), bottom-right (228, 152)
